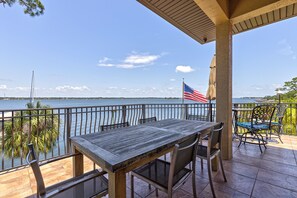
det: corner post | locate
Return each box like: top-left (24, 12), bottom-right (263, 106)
top-left (216, 20), bottom-right (233, 160)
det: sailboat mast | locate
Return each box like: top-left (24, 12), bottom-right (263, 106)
top-left (30, 71), bottom-right (35, 105)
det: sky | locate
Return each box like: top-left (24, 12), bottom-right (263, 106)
top-left (0, 0), bottom-right (297, 98)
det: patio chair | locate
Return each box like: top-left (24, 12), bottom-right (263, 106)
top-left (130, 134), bottom-right (200, 198)
top-left (26, 144), bottom-right (108, 198)
top-left (187, 114), bottom-right (209, 121)
top-left (237, 105), bottom-right (276, 152)
top-left (100, 121), bottom-right (129, 132)
top-left (270, 104), bottom-right (288, 143)
top-left (138, 116), bottom-right (157, 124)
top-left (196, 122), bottom-right (227, 198)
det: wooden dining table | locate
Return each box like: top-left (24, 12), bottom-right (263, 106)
top-left (70, 119), bottom-right (219, 198)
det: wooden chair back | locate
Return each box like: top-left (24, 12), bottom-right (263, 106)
top-left (100, 122), bottom-right (129, 132)
top-left (138, 117), bottom-right (157, 124)
top-left (169, 134), bottom-right (200, 187)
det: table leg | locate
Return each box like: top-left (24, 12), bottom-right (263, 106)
top-left (72, 147), bottom-right (83, 177)
top-left (108, 170), bottom-right (126, 198)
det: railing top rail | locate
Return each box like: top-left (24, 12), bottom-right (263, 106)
top-left (0, 103), bottom-right (211, 112)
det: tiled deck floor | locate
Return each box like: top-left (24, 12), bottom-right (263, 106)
top-left (1, 135), bottom-right (297, 198)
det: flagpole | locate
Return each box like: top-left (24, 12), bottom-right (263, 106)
top-left (182, 78), bottom-right (185, 104)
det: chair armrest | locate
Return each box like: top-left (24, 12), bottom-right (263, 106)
top-left (45, 170), bottom-right (107, 197)
top-left (39, 153), bottom-right (81, 167)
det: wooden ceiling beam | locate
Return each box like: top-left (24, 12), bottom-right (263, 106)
top-left (193, 0), bottom-right (230, 25)
top-left (230, 0), bottom-right (297, 24)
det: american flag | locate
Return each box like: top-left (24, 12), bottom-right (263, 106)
top-left (183, 83), bottom-right (208, 103)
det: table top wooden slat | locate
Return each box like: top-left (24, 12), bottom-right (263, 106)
top-left (70, 119), bottom-right (218, 172)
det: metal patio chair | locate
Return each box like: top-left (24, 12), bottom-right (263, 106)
top-left (196, 122), bottom-right (227, 198)
top-left (237, 105), bottom-right (276, 152)
top-left (270, 104), bottom-right (288, 143)
top-left (26, 144), bottom-right (108, 198)
top-left (100, 121), bottom-right (129, 132)
top-left (138, 116), bottom-right (157, 124)
top-left (130, 134), bottom-right (200, 198)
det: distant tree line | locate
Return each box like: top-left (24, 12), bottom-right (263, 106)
top-left (264, 77), bottom-right (297, 102)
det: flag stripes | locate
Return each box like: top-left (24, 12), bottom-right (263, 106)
top-left (183, 83), bottom-right (207, 103)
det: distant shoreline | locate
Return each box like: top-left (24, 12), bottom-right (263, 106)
top-left (0, 96), bottom-right (264, 100)
top-left (0, 97), bottom-right (181, 100)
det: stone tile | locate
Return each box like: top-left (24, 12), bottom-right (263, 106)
top-left (129, 176), bottom-right (155, 197)
top-left (252, 180), bottom-right (297, 198)
top-left (223, 160), bottom-right (259, 179)
top-left (257, 169), bottom-right (297, 192)
top-left (199, 182), bottom-right (250, 198)
top-left (262, 149), bottom-right (296, 166)
top-left (194, 158), bottom-right (219, 179)
top-left (233, 152), bottom-right (262, 167)
top-left (213, 170), bottom-right (255, 195)
top-left (235, 144), bottom-right (264, 159)
top-left (102, 187), bottom-right (142, 198)
top-left (146, 188), bottom-right (193, 198)
top-left (180, 174), bottom-right (209, 195)
top-left (260, 159), bottom-right (297, 177)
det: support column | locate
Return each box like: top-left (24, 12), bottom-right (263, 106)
top-left (216, 20), bottom-right (233, 160)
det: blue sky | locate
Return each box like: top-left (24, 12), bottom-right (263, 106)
top-left (0, 0), bottom-right (296, 98)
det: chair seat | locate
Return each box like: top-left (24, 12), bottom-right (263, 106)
top-left (131, 159), bottom-right (191, 189)
top-left (237, 122), bottom-right (270, 130)
top-left (196, 145), bottom-right (219, 158)
top-left (271, 121), bottom-right (281, 126)
top-left (45, 170), bottom-right (108, 198)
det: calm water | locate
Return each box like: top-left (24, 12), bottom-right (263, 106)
top-left (0, 98), bottom-right (256, 110)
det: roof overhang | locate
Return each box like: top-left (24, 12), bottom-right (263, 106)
top-left (138, 0), bottom-right (297, 44)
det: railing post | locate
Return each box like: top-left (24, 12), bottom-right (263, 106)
top-left (184, 104), bottom-right (189, 120)
top-left (122, 105), bottom-right (127, 123)
top-left (66, 108), bottom-right (72, 153)
top-left (142, 104), bottom-right (146, 120)
top-left (209, 103), bottom-right (213, 122)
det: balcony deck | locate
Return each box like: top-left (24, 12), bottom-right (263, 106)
top-left (1, 135), bottom-right (297, 198)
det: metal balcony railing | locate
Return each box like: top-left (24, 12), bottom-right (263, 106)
top-left (0, 102), bottom-right (296, 172)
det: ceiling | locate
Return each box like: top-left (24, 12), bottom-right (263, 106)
top-left (138, 0), bottom-right (297, 44)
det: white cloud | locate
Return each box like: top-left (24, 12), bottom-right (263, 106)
top-left (0, 85), bottom-right (7, 90)
top-left (15, 87), bottom-right (30, 91)
top-left (98, 53), bottom-right (161, 69)
top-left (124, 55), bottom-right (159, 64)
top-left (55, 85), bottom-right (90, 92)
top-left (175, 65), bottom-right (194, 73)
top-left (278, 39), bottom-right (296, 59)
top-left (170, 79), bottom-right (176, 82)
top-left (98, 57), bottom-right (111, 63)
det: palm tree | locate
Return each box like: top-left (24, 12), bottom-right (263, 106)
top-left (3, 101), bottom-right (59, 158)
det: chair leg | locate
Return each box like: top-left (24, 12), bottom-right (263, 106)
top-left (201, 159), bottom-right (203, 170)
top-left (155, 188), bottom-right (159, 197)
top-left (192, 172), bottom-right (197, 198)
top-left (218, 152), bottom-right (227, 182)
top-left (258, 133), bottom-right (267, 149)
top-left (244, 132), bottom-right (247, 144)
top-left (279, 126), bottom-right (284, 144)
top-left (238, 133), bottom-right (244, 147)
top-left (255, 134), bottom-right (263, 153)
top-left (168, 188), bottom-right (172, 198)
top-left (131, 174), bottom-right (134, 198)
top-left (207, 158), bottom-right (216, 198)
